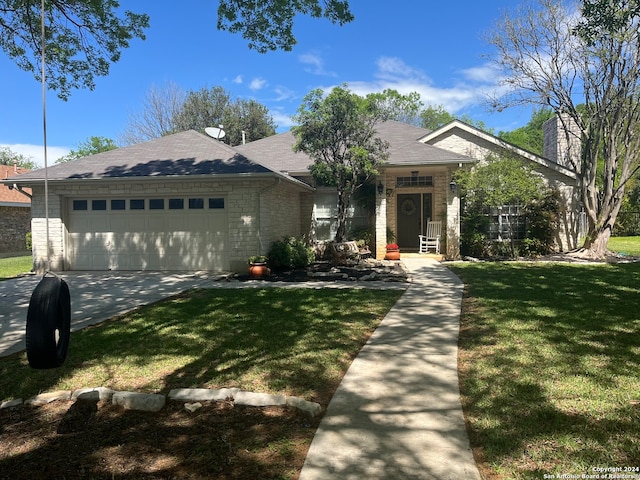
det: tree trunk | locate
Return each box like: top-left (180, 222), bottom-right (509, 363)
top-left (334, 188), bottom-right (349, 243)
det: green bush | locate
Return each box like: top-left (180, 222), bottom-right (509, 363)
top-left (25, 232), bottom-right (32, 251)
top-left (349, 226), bottom-right (374, 251)
top-left (267, 236), bottom-right (315, 270)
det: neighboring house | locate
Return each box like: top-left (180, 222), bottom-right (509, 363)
top-left (0, 164), bottom-right (32, 253)
top-left (1, 119), bottom-right (581, 273)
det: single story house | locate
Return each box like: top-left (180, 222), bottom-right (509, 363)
top-left (2, 118), bottom-right (581, 273)
top-left (1, 164), bottom-right (32, 253)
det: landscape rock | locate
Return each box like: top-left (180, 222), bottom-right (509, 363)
top-left (72, 387), bottom-right (115, 402)
top-left (233, 390), bottom-right (286, 407)
top-left (184, 402), bottom-right (203, 412)
top-left (168, 387), bottom-right (239, 402)
top-left (1, 399), bottom-right (23, 409)
top-left (25, 391), bottom-right (71, 406)
top-left (112, 391), bottom-right (166, 412)
top-left (286, 396), bottom-right (323, 417)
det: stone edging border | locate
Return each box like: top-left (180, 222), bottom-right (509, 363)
top-left (0, 387), bottom-right (323, 417)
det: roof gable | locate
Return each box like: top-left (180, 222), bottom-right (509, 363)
top-left (422, 120), bottom-right (577, 179)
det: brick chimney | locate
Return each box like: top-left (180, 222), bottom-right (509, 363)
top-left (543, 114), bottom-right (581, 172)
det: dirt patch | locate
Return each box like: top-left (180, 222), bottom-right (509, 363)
top-left (0, 399), bottom-right (320, 479)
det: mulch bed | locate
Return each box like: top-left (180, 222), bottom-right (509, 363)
top-left (0, 399), bottom-right (319, 479)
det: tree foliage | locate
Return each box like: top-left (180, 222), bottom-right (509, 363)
top-left (366, 89), bottom-right (423, 125)
top-left (498, 108), bottom-right (555, 155)
top-left (121, 84), bottom-right (276, 146)
top-left (419, 104), bottom-right (494, 133)
top-left (292, 85), bottom-right (389, 242)
top-left (56, 136), bottom-right (117, 163)
top-left (456, 154), bottom-right (550, 257)
top-left (487, 0), bottom-right (640, 258)
top-left (217, 0), bottom-right (354, 53)
top-left (0, 0), bottom-right (149, 100)
top-left (0, 145), bottom-right (36, 170)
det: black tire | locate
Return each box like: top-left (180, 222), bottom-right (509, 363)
top-left (26, 275), bottom-right (71, 369)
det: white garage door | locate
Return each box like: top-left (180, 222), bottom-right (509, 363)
top-left (67, 196), bottom-right (228, 271)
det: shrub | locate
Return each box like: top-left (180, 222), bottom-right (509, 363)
top-left (25, 232), bottom-right (32, 251)
top-left (267, 236), bottom-right (315, 270)
top-left (349, 226), bottom-right (374, 251)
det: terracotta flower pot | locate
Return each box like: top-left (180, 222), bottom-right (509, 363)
top-left (384, 249), bottom-right (400, 260)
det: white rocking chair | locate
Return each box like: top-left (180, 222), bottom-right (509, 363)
top-left (418, 221), bottom-right (442, 254)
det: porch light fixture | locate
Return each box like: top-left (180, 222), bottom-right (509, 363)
top-left (377, 181), bottom-right (384, 195)
top-left (449, 180), bottom-right (457, 193)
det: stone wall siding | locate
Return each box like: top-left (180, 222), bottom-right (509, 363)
top-left (0, 205), bottom-right (31, 253)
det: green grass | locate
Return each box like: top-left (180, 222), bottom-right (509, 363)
top-left (608, 235), bottom-right (640, 256)
top-left (450, 261), bottom-right (640, 480)
top-left (0, 287), bottom-right (403, 405)
top-left (0, 255), bottom-right (32, 279)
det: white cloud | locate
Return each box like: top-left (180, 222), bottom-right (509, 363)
top-left (233, 75), bottom-right (243, 84)
top-left (271, 110), bottom-right (294, 130)
top-left (273, 86), bottom-right (297, 102)
top-left (299, 52), bottom-right (336, 76)
top-left (319, 56), bottom-right (504, 114)
top-left (249, 77), bottom-right (267, 91)
top-left (1, 143), bottom-right (70, 168)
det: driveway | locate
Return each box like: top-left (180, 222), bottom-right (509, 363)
top-left (0, 271), bottom-right (213, 358)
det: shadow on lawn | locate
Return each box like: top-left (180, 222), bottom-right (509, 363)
top-left (0, 287), bottom-right (398, 479)
top-left (454, 262), bottom-right (640, 478)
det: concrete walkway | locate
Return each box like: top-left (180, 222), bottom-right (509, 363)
top-left (299, 257), bottom-right (481, 480)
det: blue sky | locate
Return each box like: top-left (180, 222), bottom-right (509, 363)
top-left (0, 1), bottom-right (533, 166)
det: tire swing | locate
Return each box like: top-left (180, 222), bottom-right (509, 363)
top-left (26, 273), bottom-right (71, 369)
top-left (25, 1), bottom-right (71, 370)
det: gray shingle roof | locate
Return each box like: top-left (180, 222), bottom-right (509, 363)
top-left (8, 130), bottom-right (275, 183)
top-left (235, 120), bottom-right (473, 174)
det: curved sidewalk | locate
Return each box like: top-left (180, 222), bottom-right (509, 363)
top-left (299, 258), bottom-right (481, 480)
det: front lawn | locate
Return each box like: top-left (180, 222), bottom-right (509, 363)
top-left (0, 287), bottom-right (403, 479)
top-left (608, 235), bottom-right (640, 256)
top-left (0, 254), bottom-right (32, 279)
top-left (450, 261), bottom-right (640, 480)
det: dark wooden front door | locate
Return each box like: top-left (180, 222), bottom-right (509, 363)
top-left (396, 193), bottom-right (433, 251)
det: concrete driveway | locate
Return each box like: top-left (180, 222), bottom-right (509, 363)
top-left (0, 271), bottom-right (214, 358)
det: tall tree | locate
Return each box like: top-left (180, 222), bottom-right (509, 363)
top-left (120, 82), bottom-right (186, 145)
top-left (56, 136), bottom-right (117, 163)
top-left (292, 85), bottom-right (389, 242)
top-left (217, 0), bottom-right (354, 53)
top-left (0, 146), bottom-right (36, 170)
top-left (419, 105), bottom-right (494, 133)
top-left (122, 84), bottom-right (276, 146)
top-left (223, 99), bottom-right (277, 146)
top-left (0, 1), bottom-right (149, 100)
top-left (366, 89), bottom-right (423, 125)
top-left (487, 0), bottom-right (640, 258)
top-left (499, 108), bottom-right (555, 155)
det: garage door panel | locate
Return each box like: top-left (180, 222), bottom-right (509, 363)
top-left (67, 196), bottom-right (228, 271)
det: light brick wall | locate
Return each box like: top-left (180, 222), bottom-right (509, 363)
top-left (0, 205), bottom-right (31, 253)
top-left (30, 178), bottom-right (309, 273)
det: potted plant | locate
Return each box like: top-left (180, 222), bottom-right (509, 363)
top-left (248, 255), bottom-right (270, 279)
top-left (384, 243), bottom-right (400, 260)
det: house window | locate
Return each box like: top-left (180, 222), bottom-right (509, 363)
top-left (92, 200), bottom-right (107, 211)
top-left (209, 198), bottom-right (224, 209)
top-left (314, 189), bottom-right (368, 241)
top-left (111, 199), bottom-right (126, 210)
top-left (484, 205), bottom-right (526, 241)
top-left (130, 199), bottom-right (145, 210)
top-left (149, 199), bottom-right (165, 210)
top-left (169, 198), bottom-right (184, 209)
top-left (396, 176), bottom-right (433, 188)
top-left (72, 200), bottom-right (88, 211)
top-left (189, 198), bottom-right (204, 209)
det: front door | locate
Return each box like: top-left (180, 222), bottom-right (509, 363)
top-left (396, 193), bottom-right (433, 251)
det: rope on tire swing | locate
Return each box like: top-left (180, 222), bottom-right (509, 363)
top-left (25, 0), bottom-right (71, 369)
